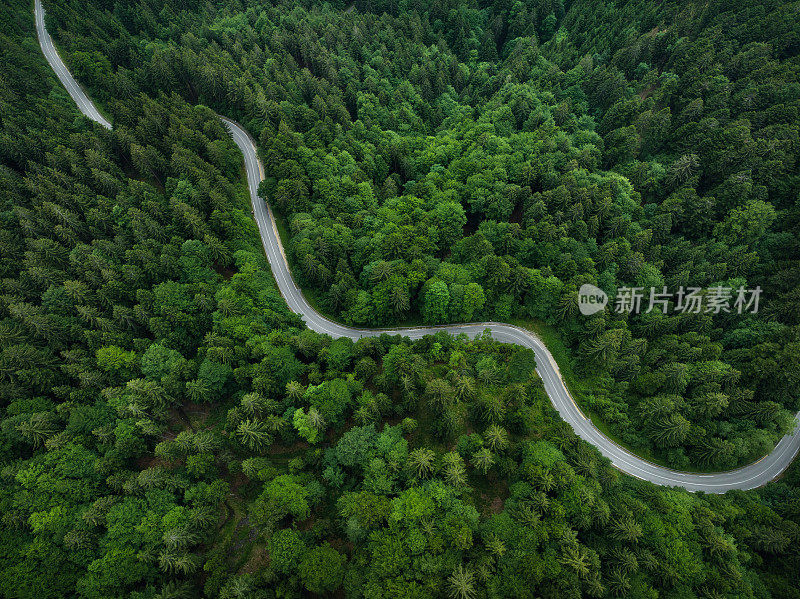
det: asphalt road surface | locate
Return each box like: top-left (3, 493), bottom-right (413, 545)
top-left (36, 0), bottom-right (800, 492)
top-left (35, 0), bottom-right (112, 129)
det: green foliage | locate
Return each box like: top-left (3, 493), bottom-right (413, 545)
top-left (304, 378), bottom-right (351, 425)
top-left (424, 280), bottom-right (451, 324)
top-left (293, 408), bottom-right (321, 444)
top-left (250, 475), bottom-right (310, 530)
top-left (3, 0), bottom-right (800, 596)
top-left (298, 545), bottom-right (347, 594)
top-left (268, 528), bottom-right (307, 574)
top-left (96, 346), bottom-right (136, 376)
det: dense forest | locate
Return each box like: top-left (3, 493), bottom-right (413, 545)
top-left (36, 0), bottom-right (800, 470)
top-left (1, 0), bottom-right (800, 597)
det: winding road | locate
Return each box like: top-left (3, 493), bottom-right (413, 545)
top-left (35, 0), bottom-right (800, 492)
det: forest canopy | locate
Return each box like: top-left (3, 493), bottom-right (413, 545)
top-left (1, 0), bottom-right (800, 597)
top-left (39, 0), bottom-right (800, 469)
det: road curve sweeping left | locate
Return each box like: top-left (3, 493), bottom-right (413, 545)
top-left (35, 0), bottom-right (800, 492)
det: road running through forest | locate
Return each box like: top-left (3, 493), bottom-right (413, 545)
top-left (35, 0), bottom-right (800, 492)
